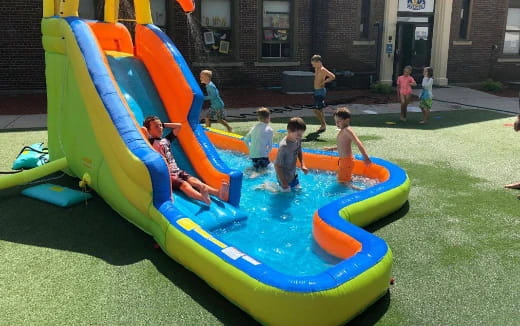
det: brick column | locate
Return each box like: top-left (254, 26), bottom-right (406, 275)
top-left (431, 0), bottom-right (453, 86)
top-left (379, 0), bottom-right (398, 84)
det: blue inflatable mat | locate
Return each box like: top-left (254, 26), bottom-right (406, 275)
top-left (21, 183), bottom-right (92, 207)
top-left (173, 192), bottom-right (247, 231)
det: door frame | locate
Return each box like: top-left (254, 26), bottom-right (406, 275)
top-left (393, 17), bottom-right (434, 83)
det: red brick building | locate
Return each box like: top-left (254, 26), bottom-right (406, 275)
top-left (2, 0), bottom-right (520, 91)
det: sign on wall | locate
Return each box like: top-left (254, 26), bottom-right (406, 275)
top-left (398, 0), bottom-right (434, 13)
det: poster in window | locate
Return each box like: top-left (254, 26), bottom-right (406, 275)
top-left (263, 1), bottom-right (290, 28)
top-left (219, 40), bottom-right (230, 54)
top-left (276, 29), bottom-right (288, 41)
top-left (201, 0), bottom-right (231, 28)
top-left (204, 31), bottom-right (215, 45)
top-left (264, 30), bottom-right (274, 41)
top-left (151, 0), bottom-right (166, 26)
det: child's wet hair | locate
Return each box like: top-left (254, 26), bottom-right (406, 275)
top-left (287, 117), bottom-right (306, 132)
top-left (201, 69), bottom-right (213, 79)
top-left (425, 66), bottom-right (434, 77)
top-left (311, 54), bottom-right (322, 62)
top-left (257, 107), bottom-right (270, 120)
top-left (334, 107), bottom-right (351, 120)
top-left (144, 116), bottom-right (161, 129)
top-left (404, 65), bottom-right (413, 72)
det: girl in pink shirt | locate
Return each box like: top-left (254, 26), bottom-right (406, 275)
top-left (397, 65), bottom-right (417, 122)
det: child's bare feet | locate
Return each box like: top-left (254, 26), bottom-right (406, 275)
top-left (316, 127), bottom-right (326, 133)
top-left (348, 183), bottom-right (362, 190)
top-left (218, 182), bottom-right (230, 201)
top-left (400, 117), bottom-right (407, 122)
top-left (200, 185), bottom-right (211, 205)
top-left (505, 182), bottom-right (520, 189)
top-left (419, 120), bottom-right (427, 124)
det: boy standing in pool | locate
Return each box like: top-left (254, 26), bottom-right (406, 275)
top-left (243, 107), bottom-right (274, 174)
top-left (142, 116), bottom-right (228, 204)
top-left (275, 117), bottom-right (309, 192)
top-left (200, 70), bottom-right (232, 132)
top-left (324, 107), bottom-right (371, 188)
top-left (311, 55), bottom-right (336, 133)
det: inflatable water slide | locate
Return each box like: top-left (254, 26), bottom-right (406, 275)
top-left (0, 0), bottom-right (410, 324)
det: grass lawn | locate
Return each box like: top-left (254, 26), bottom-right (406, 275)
top-left (0, 109), bottom-right (519, 325)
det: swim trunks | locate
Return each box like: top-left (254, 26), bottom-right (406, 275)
top-left (313, 88), bottom-right (327, 109)
top-left (338, 156), bottom-right (355, 183)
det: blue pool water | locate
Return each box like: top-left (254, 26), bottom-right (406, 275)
top-left (211, 149), bottom-right (378, 276)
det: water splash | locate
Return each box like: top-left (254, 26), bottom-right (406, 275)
top-left (185, 13), bottom-right (224, 87)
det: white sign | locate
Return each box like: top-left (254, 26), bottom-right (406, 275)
top-left (398, 0), bottom-right (434, 13)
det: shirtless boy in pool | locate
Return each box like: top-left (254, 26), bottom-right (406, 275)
top-left (323, 107), bottom-right (371, 189)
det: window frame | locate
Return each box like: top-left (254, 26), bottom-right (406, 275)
top-left (360, 0), bottom-right (371, 39)
top-left (259, 0), bottom-right (295, 60)
top-left (504, 0), bottom-right (520, 55)
top-left (196, 0), bottom-right (239, 61)
top-left (458, 0), bottom-right (472, 40)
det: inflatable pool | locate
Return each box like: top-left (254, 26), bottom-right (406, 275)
top-left (0, 1), bottom-right (410, 324)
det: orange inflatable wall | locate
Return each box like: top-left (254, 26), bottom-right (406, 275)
top-left (134, 25), bottom-right (231, 195)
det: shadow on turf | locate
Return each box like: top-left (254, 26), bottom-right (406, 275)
top-left (0, 175), bottom-right (255, 325)
top-left (365, 201), bottom-right (410, 233)
top-left (271, 109), bottom-right (511, 131)
top-left (0, 173), bottom-right (401, 325)
top-left (346, 290), bottom-right (391, 326)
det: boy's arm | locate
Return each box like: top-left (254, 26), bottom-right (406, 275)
top-left (275, 148), bottom-right (289, 188)
top-left (347, 129), bottom-right (371, 165)
top-left (243, 127), bottom-right (253, 146)
top-left (297, 146), bottom-right (309, 173)
top-left (323, 145), bottom-right (338, 151)
top-left (140, 127), bottom-right (151, 139)
top-left (410, 77), bottom-right (417, 87)
top-left (323, 67), bottom-right (336, 83)
top-left (163, 122), bottom-right (182, 136)
top-left (265, 129), bottom-right (274, 152)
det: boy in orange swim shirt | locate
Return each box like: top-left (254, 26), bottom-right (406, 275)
top-left (324, 107), bottom-right (371, 188)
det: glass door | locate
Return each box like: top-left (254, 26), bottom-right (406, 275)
top-left (394, 21), bottom-right (432, 83)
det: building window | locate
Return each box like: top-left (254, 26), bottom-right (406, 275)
top-left (78, 0), bottom-right (96, 19)
top-left (151, 0), bottom-right (167, 27)
top-left (504, 0), bottom-right (520, 54)
top-left (201, 0), bottom-right (233, 57)
top-left (459, 0), bottom-right (471, 39)
top-left (360, 0), bottom-right (370, 38)
top-left (262, 1), bottom-right (291, 58)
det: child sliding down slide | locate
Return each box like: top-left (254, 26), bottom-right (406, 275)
top-left (142, 116), bottom-right (228, 204)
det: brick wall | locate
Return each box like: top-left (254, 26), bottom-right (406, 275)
top-left (166, 0), bottom-right (386, 88)
top-left (447, 0), bottom-right (514, 83)
top-left (167, 0), bottom-right (315, 88)
top-left (3, 0), bottom-right (519, 92)
top-left (0, 0), bottom-right (46, 91)
top-left (313, 0), bottom-right (385, 73)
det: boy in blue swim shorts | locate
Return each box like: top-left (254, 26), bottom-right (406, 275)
top-left (311, 55), bottom-right (335, 133)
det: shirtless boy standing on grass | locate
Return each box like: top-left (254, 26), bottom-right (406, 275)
top-left (311, 55), bottom-right (335, 133)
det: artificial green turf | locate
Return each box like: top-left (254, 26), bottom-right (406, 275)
top-left (0, 110), bottom-right (519, 325)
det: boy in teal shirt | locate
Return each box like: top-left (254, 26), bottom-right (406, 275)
top-left (200, 70), bottom-right (232, 132)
